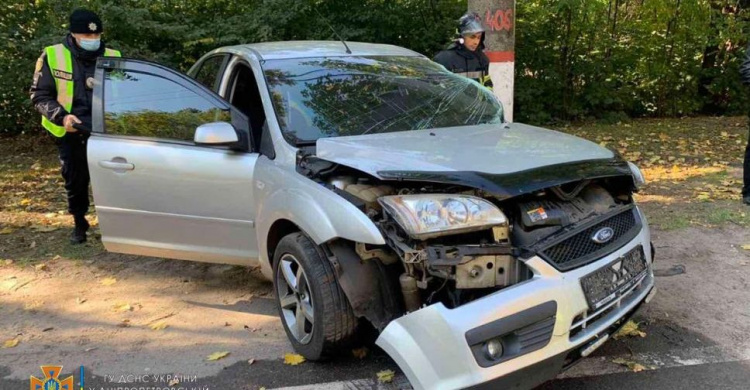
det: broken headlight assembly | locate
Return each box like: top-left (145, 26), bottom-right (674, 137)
top-left (627, 161), bottom-right (646, 189)
top-left (378, 194), bottom-right (508, 239)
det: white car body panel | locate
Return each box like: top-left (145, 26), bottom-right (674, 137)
top-left (377, 208), bottom-right (654, 390)
top-left (316, 123), bottom-right (614, 176)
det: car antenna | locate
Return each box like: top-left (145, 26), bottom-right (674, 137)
top-left (313, 7), bottom-right (352, 54)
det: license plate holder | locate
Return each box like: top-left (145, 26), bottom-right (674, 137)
top-left (580, 246), bottom-right (648, 310)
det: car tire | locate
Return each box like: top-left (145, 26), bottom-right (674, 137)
top-left (273, 232), bottom-right (357, 360)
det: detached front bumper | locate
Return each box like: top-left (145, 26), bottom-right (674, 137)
top-left (376, 210), bottom-right (655, 390)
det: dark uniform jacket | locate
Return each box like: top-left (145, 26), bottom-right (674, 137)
top-left (433, 40), bottom-right (491, 86)
top-left (30, 34), bottom-right (106, 132)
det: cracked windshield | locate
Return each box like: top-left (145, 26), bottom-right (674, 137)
top-left (263, 56), bottom-right (504, 144)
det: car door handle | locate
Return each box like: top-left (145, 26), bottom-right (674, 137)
top-left (98, 160), bottom-right (134, 171)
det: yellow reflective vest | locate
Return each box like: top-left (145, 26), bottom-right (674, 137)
top-left (41, 44), bottom-right (121, 137)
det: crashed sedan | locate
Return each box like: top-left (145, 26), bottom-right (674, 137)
top-left (87, 41), bottom-right (656, 390)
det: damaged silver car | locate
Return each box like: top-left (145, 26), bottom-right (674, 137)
top-left (87, 41), bottom-right (656, 390)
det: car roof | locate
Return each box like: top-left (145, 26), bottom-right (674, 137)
top-left (220, 41), bottom-right (424, 60)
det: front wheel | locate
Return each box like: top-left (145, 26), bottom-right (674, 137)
top-left (273, 232), bottom-right (357, 360)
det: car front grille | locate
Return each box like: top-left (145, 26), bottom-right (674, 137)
top-left (538, 206), bottom-right (641, 271)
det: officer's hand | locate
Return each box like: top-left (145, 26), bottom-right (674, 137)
top-left (63, 115), bottom-right (81, 133)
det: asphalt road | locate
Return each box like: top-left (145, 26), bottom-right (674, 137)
top-left (6, 317), bottom-right (750, 390)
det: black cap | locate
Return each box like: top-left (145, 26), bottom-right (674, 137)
top-left (69, 9), bottom-right (103, 34)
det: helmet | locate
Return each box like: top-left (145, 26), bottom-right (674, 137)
top-left (458, 12), bottom-right (484, 36)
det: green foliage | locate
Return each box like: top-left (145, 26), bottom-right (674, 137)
top-left (1, 0), bottom-right (748, 135)
top-left (514, 0), bottom-right (750, 123)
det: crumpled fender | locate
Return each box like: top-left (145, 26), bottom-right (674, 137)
top-left (254, 161), bottom-right (385, 279)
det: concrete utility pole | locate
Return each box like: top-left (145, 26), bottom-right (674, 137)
top-left (469, 0), bottom-right (516, 122)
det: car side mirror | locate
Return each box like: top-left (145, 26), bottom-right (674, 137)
top-left (194, 122), bottom-right (239, 146)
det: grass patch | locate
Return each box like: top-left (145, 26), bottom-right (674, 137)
top-left (705, 205), bottom-right (750, 227)
top-left (650, 213), bottom-right (692, 231)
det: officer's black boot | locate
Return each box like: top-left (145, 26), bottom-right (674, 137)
top-left (70, 214), bottom-right (89, 244)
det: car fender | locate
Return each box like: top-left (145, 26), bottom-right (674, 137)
top-left (254, 160), bottom-right (385, 279)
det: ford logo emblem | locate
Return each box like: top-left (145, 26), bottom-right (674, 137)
top-left (592, 227), bottom-right (615, 244)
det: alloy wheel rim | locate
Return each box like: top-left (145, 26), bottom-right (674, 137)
top-left (276, 254), bottom-right (314, 344)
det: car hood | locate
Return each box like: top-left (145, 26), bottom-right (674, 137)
top-left (315, 123), bottom-right (615, 176)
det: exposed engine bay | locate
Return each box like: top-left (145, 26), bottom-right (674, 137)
top-left (297, 152), bottom-right (639, 328)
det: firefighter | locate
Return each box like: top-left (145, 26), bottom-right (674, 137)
top-left (30, 8), bottom-right (121, 244)
top-left (434, 12), bottom-right (493, 89)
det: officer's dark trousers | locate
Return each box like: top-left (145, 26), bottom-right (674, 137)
top-left (56, 134), bottom-right (90, 217)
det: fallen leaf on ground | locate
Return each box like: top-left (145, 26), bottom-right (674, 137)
top-left (0, 228), bottom-right (14, 235)
top-left (207, 351), bottom-right (230, 361)
top-left (112, 303), bottom-right (132, 312)
top-left (377, 370), bottom-right (395, 383)
top-left (352, 347), bottom-right (369, 359)
top-left (168, 379), bottom-right (179, 386)
top-left (741, 244), bottom-right (750, 251)
top-left (283, 353), bottom-right (306, 366)
top-left (248, 359), bottom-right (255, 365)
top-left (34, 263), bottom-right (48, 271)
top-left (76, 297), bottom-right (87, 305)
top-left (100, 277), bottom-right (117, 286)
top-left (612, 358), bottom-right (647, 372)
top-left (225, 322), bottom-right (231, 327)
top-left (0, 280), bottom-right (18, 290)
top-left (24, 300), bottom-right (44, 311)
top-left (149, 321), bottom-right (168, 331)
top-left (19, 199), bottom-right (31, 206)
top-left (614, 320), bottom-right (646, 339)
top-left (32, 225), bottom-right (59, 233)
top-left (2, 339), bottom-right (19, 348)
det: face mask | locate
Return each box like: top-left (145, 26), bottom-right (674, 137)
top-left (78, 38), bottom-right (101, 52)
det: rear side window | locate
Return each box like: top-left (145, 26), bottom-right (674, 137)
top-left (103, 69), bottom-right (230, 141)
top-left (193, 55), bottom-right (227, 92)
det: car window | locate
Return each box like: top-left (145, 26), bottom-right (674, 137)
top-left (262, 56), bottom-right (504, 145)
top-left (103, 69), bottom-right (231, 141)
top-left (193, 55), bottom-right (227, 92)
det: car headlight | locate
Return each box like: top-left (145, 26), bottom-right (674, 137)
top-left (627, 161), bottom-right (646, 188)
top-left (378, 194), bottom-right (508, 239)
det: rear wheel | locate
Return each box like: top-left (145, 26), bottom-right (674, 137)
top-left (273, 232), bottom-right (357, 359)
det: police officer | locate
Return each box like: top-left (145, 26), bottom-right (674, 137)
top-left (30, 9), bottom-right (121, 244)
top-left (741, 41), bottom-right (750, 205)
top-left (434, 12), bottom-right (493, 89)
